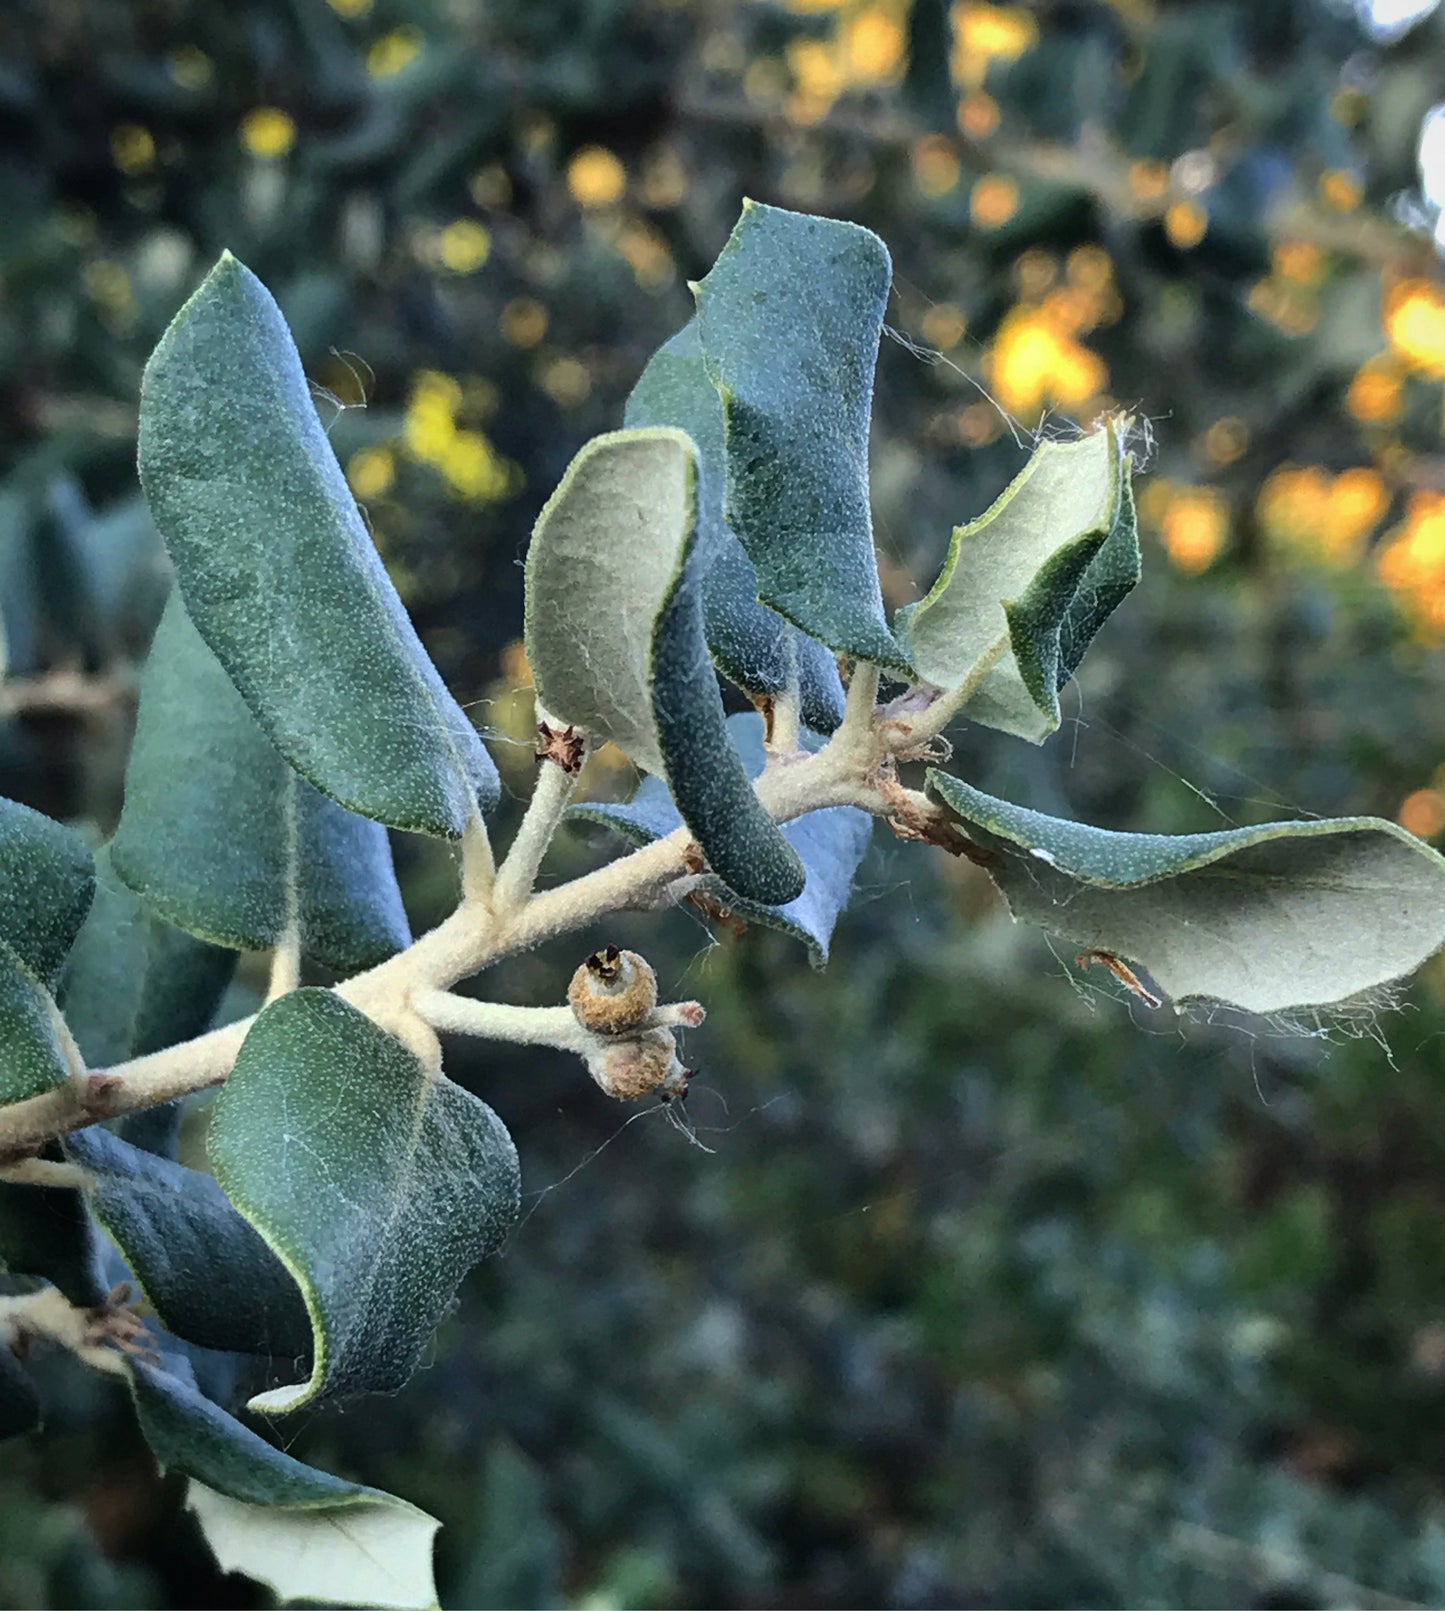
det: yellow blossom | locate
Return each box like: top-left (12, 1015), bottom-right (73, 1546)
top-left (985, 302), bottom-right (1107, 418)
top-left (1161, 488), bottom-right (1229, 574)
top-left (971, 173), bottom-right (1019, 228)
top-left (368, 27), bottom-right (423, 77)
top-left (438, 219), bottom-right (491, 274)
top-left (240, 107), bottom-right (295, 160)
top-left (567, 146), bottom-right (626, 208)
top-left (347, 446), bottom-right (395, 500)
top-left (1164, 201), bottom-right (1208, 250)
top-left (1385, 279), bottom-right (1445, 377)
top-left (111, 125), bottom-right (155, 175)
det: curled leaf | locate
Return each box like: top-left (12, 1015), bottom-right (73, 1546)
top-left (694, 200), bottom-right (910, 674)
top-left (928, 771), bottom-right (1445, 1014)
top-left (525, 428), bottom-right (804, 904)
top-left (208, 989), bottom-right (520, 1413)
top-left (900, 424), bottom-right (1139, 741)
top-left (626, 318), bottom-right (845, 732)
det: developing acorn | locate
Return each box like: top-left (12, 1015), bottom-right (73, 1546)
top-left (567, 943), bottom-right (657, 1035)
top-left (586, 1027), bottom-right (692, 1102)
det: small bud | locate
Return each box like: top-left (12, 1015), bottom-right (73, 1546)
top-left (587, 1027), bottom-right (687, 1101)
top-left (568, 944), bottom-right (657, 1035)
top-left (536, 720), bottom-right (587, 775)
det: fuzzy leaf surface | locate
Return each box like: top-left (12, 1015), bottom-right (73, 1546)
top-left (0, 957), bottom-right (71, 1106)
top-left (208, 989), bottom-right (520, 1413)
top-left (525, 428), bottom-right (804, 903)
top-left (138, 251), bottom-right (496, 837)
top-left (694, 200), bottom-right (909, 673)
top-left (900, 425), bottom-right (1139, 741)
top-left (64, 1126), bottom-right (312, 1361)
top-left (928, 772), bottom-right (1445, 1013)
top-left (59, 847), bottom-right (236, 1074)
top-left (111, 595), bottom-right (411, 971)
top-left (132, 1359), bottom-right (439, 1609)
top-left (573, 711), bottom-right (871, 966)
top-left (0, 796), bottom-right (94, 988)
top-left (625, 319), bottom-right (845, 732)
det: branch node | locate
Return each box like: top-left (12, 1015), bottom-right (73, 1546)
top-left (536, 720), bottom-right (586, 775)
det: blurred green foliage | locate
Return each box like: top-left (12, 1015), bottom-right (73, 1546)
top-left (8, 0), bottom-right (1445, 1605)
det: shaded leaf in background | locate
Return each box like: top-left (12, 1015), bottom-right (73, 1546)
top-left (63, 1126), bottom-right (312, 1363)
top-left (207, 989), bottom-right (520, 1413)
top-left (58, 846), bottom-right (236, 1073)
top-left (0, 1346), bottom-right (39, 1442)
top-left (0, 1169), bottom-right (106, 1308)
top-left (0, 489), bottom-right (39, 680)
top-left (526, 427), bottom-right (805, 904)
top-left (110, 594), bottom-right (411, 972)
top-left (45, 480), bottom-right (168, 664)
top-left (695, 200), bottom-right (909, 674)
top-left (624, 318), bottom-right (845, 733)
top-left (138, 252), bottom-right (498, 838)
top-left (451, 1437), bottom-right (563, 1611)
top-left (928, 771), bottom-right (1445, 1013)
top-left (572, 710), bottom-right (871, 967)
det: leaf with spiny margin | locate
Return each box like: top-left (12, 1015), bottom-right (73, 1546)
top-left (0, 1166), bottom-right (108, 1307)
top-left (0, 958), bottom-right (72, 1107)
top-left (693, 200), bottom-right (910, 674)
top-left (625, 319), bottom-right (845, 733)
top-left (138, 250), bottom-right (497, 837)
top-left (111, 594), bottom-right (412, 972)
top-left (898, 424), bottom-right (1139, 742)
top-left (131, 1357), bottom-right (439, 1609)
top-left (525, 428), bottom-right (804, 904)
top-left (927, 771), bottom-right (1445, 1014)
top-left (0, 796), bottom-right (94, 989)
top-left (59, 847), bottom-right (236, 1073)
top-left (0, 1346), bottom-right (39, 1441)
top-left (572, 712), bottom-right (871, 967)
top-left (63, 1126), bottom-right (312, 1362)
top-left (208, 989), bottom-right (520, 1414)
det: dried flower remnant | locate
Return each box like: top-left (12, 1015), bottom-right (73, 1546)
top-left (568, 945), bottom-right (659, 1035)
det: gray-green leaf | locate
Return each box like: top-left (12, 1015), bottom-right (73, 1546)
top-left (132, 1358), bottom-right (439, 1609)
top-left (59, 846), bottom-right (236, 1074)
top-left (928, 771), bottom-right (1445, 1014)
top-left (0, 796), bottom-right (94, 989)
top-left (573, 711), bottom-right (871, 967)
top-left (208, 989), bottom-right (520, 1413)
top-left (899, 424), bottom-right (1139, 741)
top-left (694, 200), bottom-right (909, 674)
top-left (64, 1126), bottom-right (312, 1362)
top-left (625, 319), bottom-right (845, 732)
top-left (138, 251), bottom-right (497, 837)
top-left (525, 428), bottom-right (804, 904)
top-left (0, 957), bottom-right (72, 1107)
top-left (111, 594), bottom-right (411, 972)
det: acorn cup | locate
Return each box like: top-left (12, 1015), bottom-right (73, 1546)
top-left (585, 1027), bottom-right (689, 1101)
top-left (567, 944), bottom-right (658, 1036)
